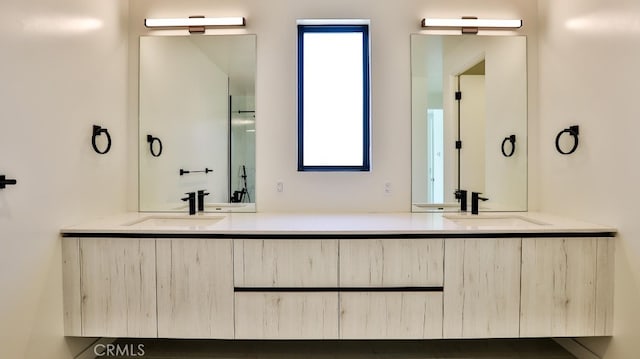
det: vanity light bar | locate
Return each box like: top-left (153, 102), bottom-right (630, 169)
top-left (421, 18), bottom-right (522, 32)
top-left (144, 16), bottom-right (246, 29)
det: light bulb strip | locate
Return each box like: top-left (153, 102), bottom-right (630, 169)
top-left (421, 18), bottom-right (522, 30)
top-left (144, 17), bottom-right (246, 28)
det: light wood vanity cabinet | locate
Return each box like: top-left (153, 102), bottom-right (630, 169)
top-left (233, 239), bottom-right (338, 287)
top-left (339, 239), bottom-right (444, 339)
top-left (443, 238), bottom-right (522, 338)
top-left (62, 238), bottom-right (157, 337)
top-left (339, 239), bottom-right (443, 287)
top-left (340, 291), bottom-right (443, 339)
top-left (233, 239), bottom-right (339, 339)
top-left (156, 239), bottom-right (234, 339)
top-left (520, 237), bottom-right (614, 337)
top-left (235, 292), bottom-right (339, 339)
top-left (62, 234), bottom-right (613, 340)
top-left (63, 237), bottom-right (235, 338)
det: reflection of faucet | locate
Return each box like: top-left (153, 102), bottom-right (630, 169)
top-left (471, 192), bottom-right (489, 215)
top-left (182, 192), bottom-right (196, 215)
top-left (455, 189), bottom-right (468, 212)
top-left (197, 190), bottom-right (210, 212)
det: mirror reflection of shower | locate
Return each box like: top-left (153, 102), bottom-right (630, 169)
top-left (230, 95), bottom-right (255, 204)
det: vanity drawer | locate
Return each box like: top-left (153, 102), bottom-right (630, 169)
top-left (340, 292), bottom-right (443, 339)
top-left (234, 239), bottom-right (338, 287)
top-left (339, 238), bottom-right (444, 287)
top-left (234, 292), bottom-right (339, 339)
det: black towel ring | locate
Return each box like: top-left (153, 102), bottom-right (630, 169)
top-left (501, 135), bottom-right (516, 157)
top-left (92, 125), bottom-right (112, 155)
top-left (147, 135), bottom-right (163, 157)
top-left (555, 125), bottom-right (579, 155)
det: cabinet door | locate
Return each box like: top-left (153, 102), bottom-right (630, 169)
top-left (340, 292), bottom-right (443, 339)
top-left (62, 238), bottom-right (81, 336)
top-left (340, 238), bottom-right (444, 287)
top-left (80, 238), bottom-right (157, 337)
top-left (156, 239), bottom-right (234, 338)
top-left (235, 292), bottom-right (339, 339)
top-left (234, 239), bottom-right (338, 287)
top-left (520, 237), bottom-right (613, 337)
top-left (443, 238), bottom-right (521, 338)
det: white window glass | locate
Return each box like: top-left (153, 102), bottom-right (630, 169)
top-left (298, 25), bottom-right (370, 171)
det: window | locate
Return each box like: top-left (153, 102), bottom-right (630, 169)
top-left (297, 23), bottom-right (370, 171)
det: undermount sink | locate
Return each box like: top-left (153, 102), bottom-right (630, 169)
top-left (443, 214), bottom-right (549, 227)
top-left (126, 215), bottom-right (225, 228)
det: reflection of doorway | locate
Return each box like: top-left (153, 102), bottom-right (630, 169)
top-left (457, 60), bottom-right (486, 194)
top-left (427, 109), bottom-right (444, 203)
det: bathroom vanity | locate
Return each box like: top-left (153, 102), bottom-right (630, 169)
top-left (60, 212), bottom-right (615, 339)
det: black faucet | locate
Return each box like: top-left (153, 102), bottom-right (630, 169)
top-left (456, 189), bottom-right (468, 212)
top-left (471, 192), bottom-right (489, 215)
top-left (197, 190), bottom-right (210, 212)
top-left (181, 192), bottom-right (196, 215)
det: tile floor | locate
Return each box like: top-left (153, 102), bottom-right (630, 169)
top-left (104, 339), bottom-right (577, 359)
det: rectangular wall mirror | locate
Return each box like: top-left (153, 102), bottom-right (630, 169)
top-left (411, 34), bottom-right (527, 212)
top-left (139, 34), bottom-right (256, 212)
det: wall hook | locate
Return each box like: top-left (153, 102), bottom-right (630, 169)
top-left (555, 125), bottom-right (579, 155)
top-left (501, 134), bottom-right (516, 157)
top-left (147, 135), bottom-right (163, 157)
top-left (0, 175), bottom-right (17, 189)
top-left (92, 125), bottom-right (112, 155)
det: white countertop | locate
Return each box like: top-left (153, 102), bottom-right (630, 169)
top-left (60, 212), bottom-right (617, 236)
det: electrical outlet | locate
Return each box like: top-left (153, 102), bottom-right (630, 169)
top-left (384, 182), bottom-right (392, 194)
top-left (276, 181), bottom-right (284, 193)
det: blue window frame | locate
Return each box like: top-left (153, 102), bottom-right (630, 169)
top-left (297, 24), bottom-right (371, 171)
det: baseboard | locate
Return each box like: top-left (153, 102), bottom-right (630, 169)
top-left (553, 338), bottom-right (601, 359)
top-left (74, 338), bottom-right (117, 359)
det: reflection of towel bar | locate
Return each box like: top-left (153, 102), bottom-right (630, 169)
top-left (179, 168), bottom-right (213, 176)
top-left (92, 125), bottom-right (112, 154)
top-left (501, 134), bottom-right (516, 157)
top-left (147, 135), bottom-right (163, 157)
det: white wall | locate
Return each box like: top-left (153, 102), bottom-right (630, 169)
top-left (0, 0), bottom-right (129, 358)
top-left (0, 1), bottom-right (540, 358)
top-left (537, 0), bottom-right (640, 358)
top-left (129, 0), bottom-right (538, 213)
top-left (411, 71), bottom-right (429, 203)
